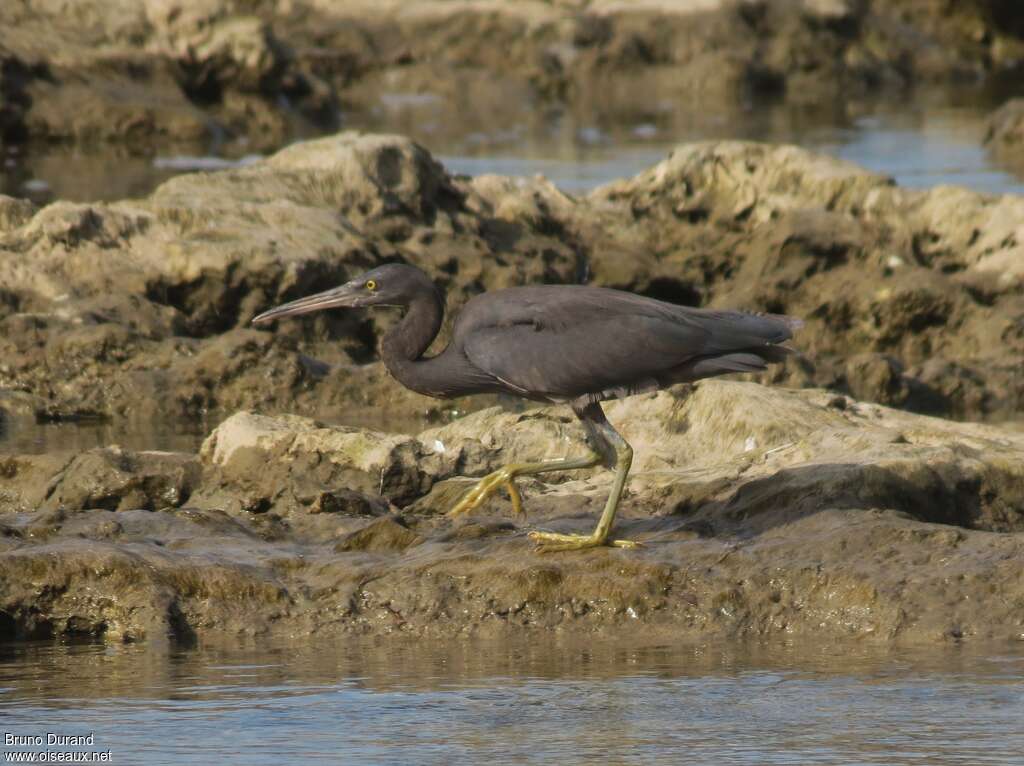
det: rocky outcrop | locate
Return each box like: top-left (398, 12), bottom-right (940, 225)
top-left (586, 141), bottom-right (1024, 420)
top-left (0, 1), bottom-right (325, 154)
top-left (1, 381), bottom-right (1022, 643)
top-left (3, 1), bottom-right (1024, 155)
top-left (2, 132), bottom-right (1022, 428)
top-left (2, 2), bottom-right (1022, 654)
top-left (0, 132), bottom-right (579, 425)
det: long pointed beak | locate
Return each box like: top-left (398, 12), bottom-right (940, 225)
top-left (252, 283), bottom-right (362, 325)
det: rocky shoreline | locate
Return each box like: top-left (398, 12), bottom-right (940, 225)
top-left (1, 380), bottom-right (1022, 643)
top-left (3, 129), bottom-right (1024, 643)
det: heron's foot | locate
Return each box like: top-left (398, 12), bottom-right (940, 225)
top-left (528, 530), bottom-right (642, 552)
top-left (448, 467), bottom-right (526, 518)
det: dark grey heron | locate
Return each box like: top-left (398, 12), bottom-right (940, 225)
top-left (253, 263), bottom-right (799, 551)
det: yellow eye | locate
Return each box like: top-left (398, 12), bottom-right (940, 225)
top-left (365, 280), bottom-right (377, 291)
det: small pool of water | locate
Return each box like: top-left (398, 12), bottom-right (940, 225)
top-left (5, 87), bottom-right (1024, 205)
top-left (0, 416), bottom-right (212, 456)
top-left (436, 102), bottom-right (1024, 195)
top-left (1, 638), bottom-right (1022, 765)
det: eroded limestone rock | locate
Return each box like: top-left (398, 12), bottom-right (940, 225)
top-left (4, 0), bottom-right (1023, 153)
top-left (2, 133), bottom-right (1023, 427)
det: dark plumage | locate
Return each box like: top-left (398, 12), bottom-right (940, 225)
top-left (253, 263), bottom-right (800, 551)
top-left (455, 284), bottom-right (798, 404)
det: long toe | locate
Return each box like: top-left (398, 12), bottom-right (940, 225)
top-left (448, 468), bottom-right (522, 518)
top-left (504, 478), bottom-right (526, 518)
top-left (448, 477), bottom-right (498, 517)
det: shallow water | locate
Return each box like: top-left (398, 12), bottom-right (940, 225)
top-left (0, 403), bottom-right (467, 456)
top-left (5, 87), bottom-right (1024, 204)
top-left (0, 416), bottom-right (212, 456)
top-left (1, 638), bottom-right (1022, 764)
top-left (438, 97), bottom-right (1024, 196)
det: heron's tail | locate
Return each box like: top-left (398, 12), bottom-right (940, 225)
top-left (666, 308), bottom-right (802, 383)
top-left (686, 309), bottom-right (801, 352)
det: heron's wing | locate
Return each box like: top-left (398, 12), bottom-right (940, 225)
top-left (459, 287), bottom-right (796, 400)
top-left (462, 313), bottom-right (708, 400)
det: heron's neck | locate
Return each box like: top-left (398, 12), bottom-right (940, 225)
top-left (380, 290), bottom-right (445, 394)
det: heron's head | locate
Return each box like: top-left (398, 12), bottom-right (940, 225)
top-left (252, 263), bottom-right (438, 325)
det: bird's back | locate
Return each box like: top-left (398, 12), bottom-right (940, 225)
top-left (452, 285), bottom-right (799, 404)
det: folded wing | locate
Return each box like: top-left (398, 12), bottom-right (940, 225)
top-left (459, 287), bottom-right (797, 402)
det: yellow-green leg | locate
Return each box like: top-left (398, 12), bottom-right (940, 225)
top-left (448, 453), bottom-right (601, 518)
top-left (528, 401), bottom-right (638, 548)
top-left (448, 400), bottom-right (641, 552)
top-left (528, 415), bottom-right (638, 551)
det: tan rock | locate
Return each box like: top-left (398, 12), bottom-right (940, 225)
top-left (195, 410), bottom-right (442, 511)
top-left (1, 132), bottom-right (1023, 428)
top-left (985, 98), bottom-right (1024, 178)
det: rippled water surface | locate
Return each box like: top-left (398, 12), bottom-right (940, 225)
top-left (437, 101), bottom-right (1024, 196)
top-left (2, 638), bottom-right (1023, 765)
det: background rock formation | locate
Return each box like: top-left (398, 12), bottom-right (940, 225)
top-left (986, 98), bottom-right (1024, 175)
top-left (3, 0), bottom-right (1024, 157)
top-left (1, 133), bottom-right (1022, 428)
top-left (2, 1), bottom-right (1023, 648)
